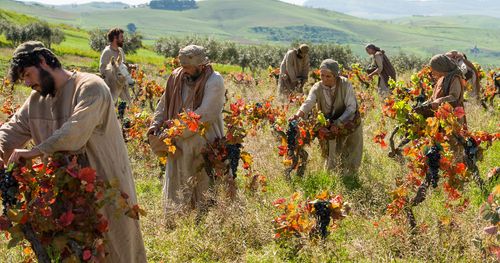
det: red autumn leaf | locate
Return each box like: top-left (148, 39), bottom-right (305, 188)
top-left (453, 107), bottom-right (465, 119)
top-left (85, 183), bottom-right (95, 193)
top-left (79, 167), bottom-right (96, 184)
top-left (187, 121), bottom-right (199, 132)
top-left (273, 198), bottom-right (286, 206)
top-left (39, 207), bottom-right (52, 217)
top-left (96, 218), bottom-right (109, 233)
top-left (82, 249), bottom-right (92, 261)
top-left (59, 211), bottom-right (75, 227)
top-left (455, 163), bottom-right (466, 174)
top-left (277, 145), bottom-right (287, 156)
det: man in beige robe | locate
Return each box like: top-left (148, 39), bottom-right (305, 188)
top-left (1, 41), bottom-right (146, 262)
top-left (278, 44), bottom-right (310, 95)
top-left (366, 44), bottom-right (397, 97)
top-left (99, 27), bottom-right (134, 103)
top-left (148, 45), bottom-right (225, 214)
top-left (99, 28), bottom-right (126, 76)
top-left (291, 59), bottom-right (363, 174)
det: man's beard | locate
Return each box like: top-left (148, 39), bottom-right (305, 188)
top-left (37, 67), bottom-right (56, 97)
top-left (186, 68), bottom-right (202, 81)
top-left (117, 41), bottom-right (124, 48)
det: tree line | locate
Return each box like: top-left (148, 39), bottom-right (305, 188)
top-left (153, 35), bottom-right (428, 73)
top-left (0, 20), bottom-right (64, 48)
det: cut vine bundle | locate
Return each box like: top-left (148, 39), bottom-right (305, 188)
top-left (0, 155), bottom-right (144, 262)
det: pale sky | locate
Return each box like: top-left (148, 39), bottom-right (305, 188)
top-left (19, 0), bottom-right (306, 5)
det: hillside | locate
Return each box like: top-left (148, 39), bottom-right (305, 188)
top-left (1, 0), bottom-right (500, 64)
top-left (304, 0), bottom-right (500, 19)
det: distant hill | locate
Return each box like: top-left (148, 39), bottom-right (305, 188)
top-left (54, 2), bottom-right (131, 12)
top-left (303, 0), bottom-right (500, 19)
top-left (2, 0), bottom-right (500, 65)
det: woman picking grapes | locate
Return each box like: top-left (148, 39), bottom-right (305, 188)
top-left (290, 59), bottom-right (363, 174)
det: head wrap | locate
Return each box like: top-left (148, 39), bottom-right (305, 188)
top-left (299, 44), bottom-right (309, 54)
top-left (319, 59), bottom-right (340, 76)
top-left (8, 41), bottom-right (58, 82)
top-left (365, 43), bottom-right (381, 52)
top-left (178, 45), bottom-right (209, 66)
top-left (429, 54), bottom-right (462, 95)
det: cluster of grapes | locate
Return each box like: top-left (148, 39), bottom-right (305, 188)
top-left (286, 120), bottom-right (298, 157)
top-left (117, 101), bottom-right (127, 120)
top-left (426, 145), bottom-right (441, 188)
top-left (226, 143), bottom-right (242, 178)
top-left (0, 169), bottom-right (19, 215)
top-left (463, 137), bottom-right (484, 188)
top-left (313, 200), bottom-right (331, 238)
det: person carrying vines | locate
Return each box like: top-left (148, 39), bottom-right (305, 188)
top-left (278, 44), bottom-right (310, 95)
top-left (428, 54), bottom-right (467, 162)
top-left (290, 59), bottom-right (363, 174)
top-left (0, 41), bottom-right (147, 262)
top-left (148, 45), bottom-right (225, 215)
top-left (365, 43), bottom-right (397, 97)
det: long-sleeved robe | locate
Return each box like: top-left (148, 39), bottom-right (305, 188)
top-left (298, 77), bottom-right (363, 173)
top-left (371, 51), bottom-right (396, 97)
top-left (430, 75), bottom-right (466, 162)
top-left (152, 71), bottom-right (225, 213)
top-left (0, 72), bottom-right (146, 262)
top-left (99, 45), bottom-right (125, 76)
top-left (278, 49), bottom-right (309, 95)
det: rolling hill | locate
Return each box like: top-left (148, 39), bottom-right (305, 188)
top-left (303, 0), bottom-right (500, 19)
top-left (1, 0), bottom-right (500, 65)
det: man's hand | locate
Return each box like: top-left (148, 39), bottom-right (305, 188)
top-left (8, 148), bottom-right (42, 165)
top-left (288, 111), bottom-right (304, 122)
top-left (430, 101), bottom-right (440, 110)
top-left (148, 134), bottom-right (169, 157)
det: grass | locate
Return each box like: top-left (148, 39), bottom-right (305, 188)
top-left (0, 61), bottom-right (498, 261)
top-left (2, 0), bottom-right (500, 65)
top-left (0, 4), bottom-right (499, 261)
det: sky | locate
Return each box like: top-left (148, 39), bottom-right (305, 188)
top-left (19, 0), bottom-right (306, 5)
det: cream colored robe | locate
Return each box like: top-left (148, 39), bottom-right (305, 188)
top-left (152, 72), bottom-right (225, 213)
top-left (278, 49), bottom-right (310, 95)
top-left (0, 72), bottom-right (146, 262)
top-left (99, 45), bottom-right (125, 76)
top-left (298, 77), bottom-right (363, 173)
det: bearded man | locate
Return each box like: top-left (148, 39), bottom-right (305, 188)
top-left (278, 44), bottom-right (310, 95)
top-left (148, 45), bottom-right (225, 215)
top-left (0, 41), bottom-right (147, 262)
top-left (99, 27), bottom-right (126, 76)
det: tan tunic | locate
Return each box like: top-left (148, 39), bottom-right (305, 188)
top-left (278, 49), bottom-right (309, 95)
top-left (372, 52), bottom-right (390, 96)
top-left (152, 72), bottom-right (225, 213)
top-left (430, 75), bottom-right (466, 162)
top-left (0, 72), bottom-right (146, 262)
top-left (99, 45), bottom-right (125, 76)
top-left (298, 77), bottom-right (363, 173)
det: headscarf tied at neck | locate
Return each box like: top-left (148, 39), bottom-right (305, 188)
top-left (163, 45), bottom-right (214, 120)
top-left (429, 54), bottom-right (462, 95)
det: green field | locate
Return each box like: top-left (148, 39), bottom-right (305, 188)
top-left (1, 0), bottom-right (500, 65)
top-left (0, 4), bottom-right (499, 261)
